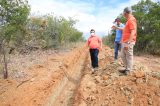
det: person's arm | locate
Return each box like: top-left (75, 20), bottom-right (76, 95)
top-left (98, 38), bottom-right (102, 50)
top-left (85, 42), bottom-right (88, 48)
top-left (128, 30), bottom-right (135, 43)
top-left (120, 33), bottom-right (123, 44)
top-left (86, 39), bottom-right (90, 48)
top-left (124, 30), bottom-right (134, 50)
top-left (100, 40), bottom-right (102, 49)
top-left (128, 20), bottom-right (136, 43)
top-left (120, 24), bottom-right (125, 43)
top-left (113, 24), bottom-right (124, 30)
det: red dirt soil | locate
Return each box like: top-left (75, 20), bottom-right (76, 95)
top-left (73, 46), bottom-right (160, 106)
top-left (0, 45), bottom-right (160, 106)
top-left (0, 46), bottom-right (87, 106)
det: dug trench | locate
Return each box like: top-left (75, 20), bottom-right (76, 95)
top-left (0, 45), bottom-right (88, 106)
top-left (48, 46), bottom-right (114, 106)
top-left (46, 48), bottom-right (89, 106)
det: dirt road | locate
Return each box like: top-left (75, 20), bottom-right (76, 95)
top-left (0, 45), bottom-right (160, 106)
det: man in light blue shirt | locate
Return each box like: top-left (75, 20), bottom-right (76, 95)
top-left (112, 18), bottom-right (124, 61)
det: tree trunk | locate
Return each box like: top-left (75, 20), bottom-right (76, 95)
top-left (2, 45), bottom-right (8, 79)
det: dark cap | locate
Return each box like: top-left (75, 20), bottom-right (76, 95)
top-left (90, 29), bottom-right (95, 33)
top-left (115, 18), bottom-right (121, 22)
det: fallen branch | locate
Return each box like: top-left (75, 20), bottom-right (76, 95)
top-left (16, 79), bottom-right (30, 88)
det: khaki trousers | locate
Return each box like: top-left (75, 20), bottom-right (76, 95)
top-left (121, 42), bottom-right (135, 71)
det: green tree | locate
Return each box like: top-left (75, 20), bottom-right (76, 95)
top-left (27, 15), bottom-right (83, 48)
top-left (0, 0), bottom-right (30, 78)
top-left (131, 0), bottom-right (160, 54)
top-left (106, 0), bottom-right (160, 55)
top-left (0, 0), bottom-right (30, 46)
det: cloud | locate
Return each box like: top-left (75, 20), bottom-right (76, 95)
top-left (28, 0), bottom-right (157, 38)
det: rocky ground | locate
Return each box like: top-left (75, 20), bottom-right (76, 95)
top-left (0, 45), bottom-right (160, 106)
top-left (73, 46), bottom-right (160, 106)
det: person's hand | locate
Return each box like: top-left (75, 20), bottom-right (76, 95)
top-left (100, 47), bottom-right (102, 51)
top-left (98, 47), bottom-right (102, 51)
top-left (120, 40), bottom-right (122, 44)
top-left (124, 46), bottom-right (128, 51)
top-left (111, 26), bottom-right (116, 29)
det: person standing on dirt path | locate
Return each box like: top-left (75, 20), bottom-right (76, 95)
top-left (87, 29), bottom-right (102, 73)
top-left (112, 7), bottom-right (137, 75)
top-left (112, 18), bottom-right (124, 63)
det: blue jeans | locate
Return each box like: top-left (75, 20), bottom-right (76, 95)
top-left (89, 49), bottom-right (99, 68)
top-left (114, 41), bottom-right (121, 60)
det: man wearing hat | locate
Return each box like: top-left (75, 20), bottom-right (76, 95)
top-left (112, 18), bottom-right (124, 62)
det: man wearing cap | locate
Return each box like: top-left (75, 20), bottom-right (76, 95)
top-left (112, 18), bottom-right (124, 62)
top-left (113, 7), bottom-right (137, 74)
top-left (87, 29), bottom-right (102, 73)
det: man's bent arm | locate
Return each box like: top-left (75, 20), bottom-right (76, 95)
top-left (128, 30), bottom-right (134, 43)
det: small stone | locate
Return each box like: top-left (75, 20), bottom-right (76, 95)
top-left (147, 77), bottom-right (159, 87)
top-left (130, 77), bottom-right (137, 82)
top-left (155, 91), bottom-right (160, 97)
top-left (125, 87), bottom-right (134, 94)
top-left (33, 99), bottom-right (37, 102)
top-left (100, 55), bottom-right (105, 60)
top-left (134, 71), bottom-right (145, 78)
top-left (87, 95), bottom-right (96, 101)
top-left (69, 88), bottom-right (74, 91)
top-left (152, 72), bottom-right (160, 79)
top-left (120, 87), bottom-right (124, 91)
top-left (85, 81), bottom-right (97, 94)
top-left (30, 78), bottom-right (35, 82)
top-left (128, 97), bottom-right (134, 104)
top-left (64, 62), bottom-right (69, 68)
top-left (118, 81), bottom-right (123, 85)
top-left (110, 73), bottom-right (119, 78)
top-left (86, 81), bottom-right (96, 89)
top-left (148, 98), bottom-right (152, 105)
top-left (136, 78), bottom-right (144, 84)
top-left (104, 79), bottom-right (112, 86)
top-left (124, 90), bottom-right (130, 96)
top-left (95, 76), bottom-right (103, 83)
top-left (79, 101), bottom-right (87, 106)
top-left (102, 75), bottom-right (109, 80)
top-left (145, 91), bottom-right (150, 97)
top-left (36, 64), bottom-right (44, 68)
top-left (92, 89), bottom-right (98, 94)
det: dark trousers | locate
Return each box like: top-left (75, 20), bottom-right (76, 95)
top-left (89, 49), bottom-right (99, 68)
top-left (114, 41), bottom-right (121, 60)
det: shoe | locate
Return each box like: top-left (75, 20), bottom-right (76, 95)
top-left (91, 68), bottom-right (95, 74)
top-left (94, 67), bottom-right (99, 71)
top-left (113, 60), bottom-right (118, 64)
top-left (119, 69), bottom-right (127, 73)
top-left (124, 70), bottom-right (130, 75)
top-left (92, 71), bottom-right (95, 74)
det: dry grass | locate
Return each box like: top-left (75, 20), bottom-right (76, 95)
top-left (0, 42), bottom-right (85, 79)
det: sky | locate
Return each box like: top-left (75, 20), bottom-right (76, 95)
top-left (28, 0), bottom-right (159, 38)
